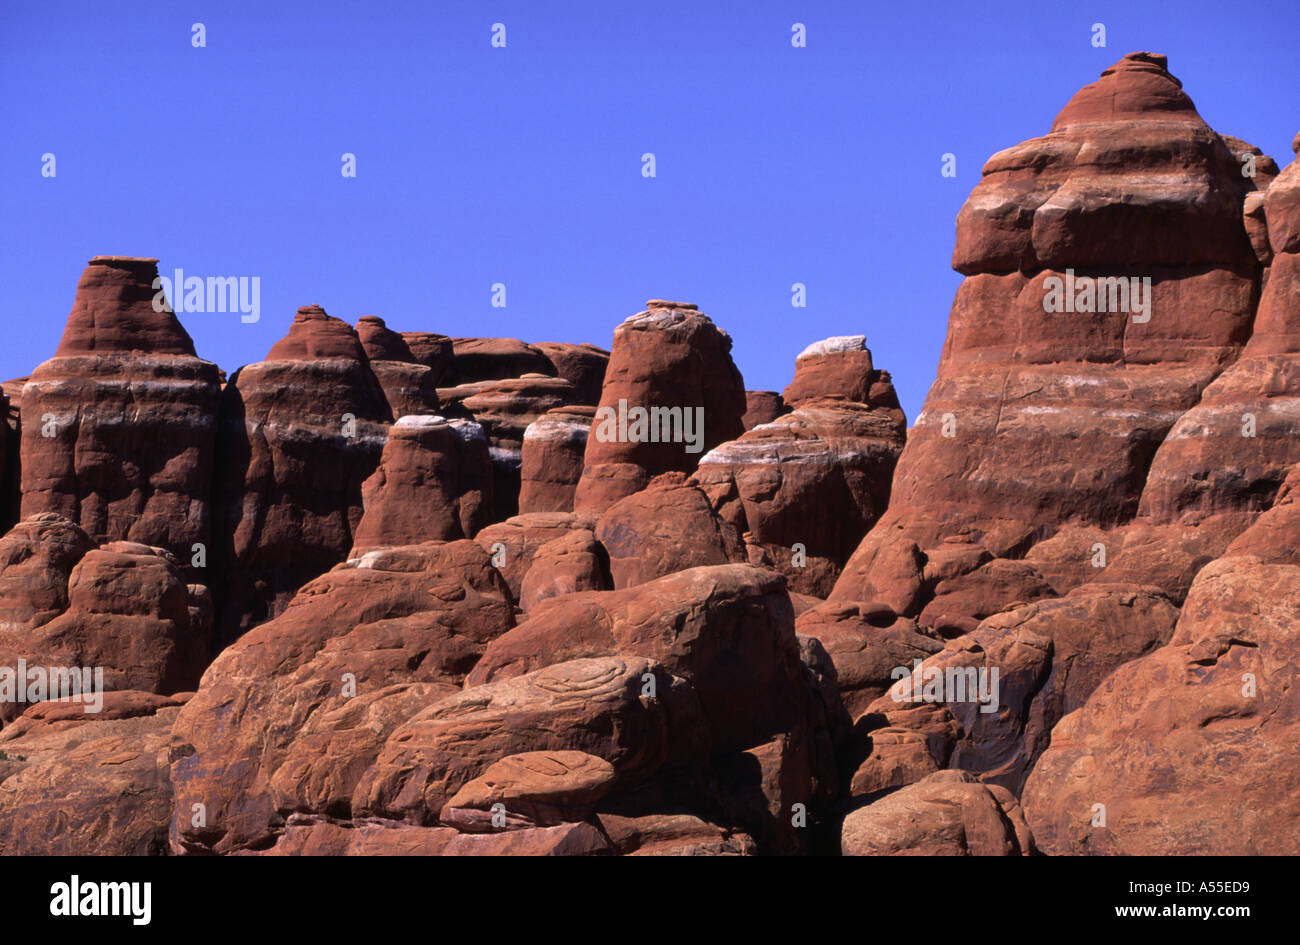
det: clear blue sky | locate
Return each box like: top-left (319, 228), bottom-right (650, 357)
top-left (2, 0), bottom-right (1297, 422)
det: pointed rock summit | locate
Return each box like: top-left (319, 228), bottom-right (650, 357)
top-left (356, 314), bottom-right (417, 361)
top-left (54, 256), bottom-right (197, 357)
top-left (1050, 52), bottom-right (1199, 128)
top-left (265, 305), bottom-right (368, 361)
top-left (955, 52), bottom-right (1261, 273)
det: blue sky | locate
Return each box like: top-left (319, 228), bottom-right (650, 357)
top-left (2, 0), bottom-right (1297, 422)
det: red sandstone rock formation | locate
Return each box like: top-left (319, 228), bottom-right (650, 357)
top-left (400, 332), bottom-right (455, 385)
top-left (742, 390), bottom-right (788, 430)
top-left (594, 473), bottom-right (746, 589)
top-left (358, 567), bottom-right (829, 854)
top-left (211, 305), bottom-right (392, 645)
top-left (795, 600), bottom-right (943, 719)
top-left (1, 52), bottom-right (1297, 860)
top-left (827, 60), bottom-right (1298, 857)
top-left (693, 336), bottom-right (907, 595)
top-left (833, 54), bottom-right (1271, 627)
top-left (352, 415), bottom-right (492, 551)
top-left (0, 691), bottom-right (188, 854)
top-left (518, 406), bottom-right (594, 513)
top-left (168, 540), bottom-right (514, 854)
top-left (849, 585), bottom-right (1178, 797)
top-left (448, 337), bottom-right (557, 384)
top-left (516, 528), bottom-right (606, 611)
top-left (782, 336), bottom-right (884, 407)
top-left (840, 770), bottom-right (1033, 856)
top-left (1132, 132), bottom-right (1300, 547)
top-left (1022, 469), bottom-right (1300, 854)
top-left (439, 750), bottom-right (616, 831)
top-left (355, 315), bottom-right (441, 418)
top-left (0, 514), bottom-right (207, 721)
top-left (19, 258), bottom-right (221, 579)
top-left (534, 342), bottom-right (609, 406)
top-left (438, 374), bottom-right (579, 522)
top-left (573, 301), bottom-right (747, 513)
top-left (0, 389), bottom-right (10, 534)
top-left (473, 511), bottom-right (599, 603)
